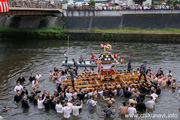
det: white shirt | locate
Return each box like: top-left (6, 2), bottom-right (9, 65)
top-left (38, 97), bottom-right (46, 109)
top-left (67, 102), bottom-right (73, 113)
top-left (88, 92), bottom-right (93, 98)
top-left (62, 106), bottom-right (71, 118)
top-left (127, 107), bottom-right (137, 115)
top-left (146, 100), bottom-right (155, 109)
top-left (36, 74), bottom-right (42, 81)
top-left (55, 104), bottom-right (63, 113)
top-left (151, 93), bottom-right (158, 101)
top-left (66, 93), bottom-right (73, 101)
top-left (98, 91), bottom-right (103, 96)
top-left (32, 80), bottom-right (38, 87)
top-left (72, 106), bottom-right (82, 116)
top-left (14, 85), bottom-right (23, 92)
top-left (73, 92), bottom-right (77, 99)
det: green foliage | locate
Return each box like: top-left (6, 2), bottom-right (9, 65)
top-left (166, 0), bottom-right (172, 5)
top-left (173, 0), bottom-right (180, 5)
top-left (88, 0), bottom-right (95, 6)
top-left (153, 1), bottom-right (164, 5)
top-left (62, 0), bottom-right (68, 4)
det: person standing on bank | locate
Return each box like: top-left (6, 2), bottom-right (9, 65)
top-left (139, 61), bottom-right (148, 82)
top-left (68, 68), bottom-right (75, 89)
top-left (72, 58), bottom-right (78, 76)
top-left (64, 51), bottom-right (68, 63)
top-left (128, 55), bottom-right (132, 72)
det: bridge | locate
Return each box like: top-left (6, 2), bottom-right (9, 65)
top-left (0, 7), bottom-right (63, 16)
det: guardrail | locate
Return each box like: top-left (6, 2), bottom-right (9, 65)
top-left (8, 0), bottom-right (62, 9)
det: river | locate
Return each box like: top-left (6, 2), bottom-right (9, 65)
top-left (0, 39), bottom-right (180, 120)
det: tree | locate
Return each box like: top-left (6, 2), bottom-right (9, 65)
top-left (173, 0), bottom-right (180, 6)
top-left (62, 0), bottom-right (68, 4)
top-left (88, 0), bottom-right (95, 7)
top-left (166, 0), bottom-right (171, 5)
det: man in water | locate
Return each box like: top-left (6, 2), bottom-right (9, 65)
top-left (127, 55), bottom-right (132, 72)
top-left (171, 79), bottom-right (176, 89)
top-left (0, 107), bottom-right (7, 115)
top-left (16, 74), bottom-right (26, 84)
top-left (127, 103), bottom-right (137, 115)
top-left (22, 95), bottom-right (29, 109)
top-left (104, 104), bottom-right (115, 118)
top-left (68, 68), bottom-right (75, 89)
top-left (136, 98), bottom-right (146, 113)
top-left (102, 95), bottom-right (115, 104)
top-left (29, 73), bottom-right (35, 82)
top-left (79, 55), bottom-right (85, 64)
top-left (62, 103), bottom-right (71, 119)
top-left (87, 97), bottom-right (97, 110)
top-left (72, 100), bottom-right (83, 116)
top-left (35, 73), bottom-right (42, 81)
top-left (119, 102), bottom-right (128, 115)
top-left (64, 51), bottom-right (68, 63)
top-left (14, 82), bottom-right (23, 92)
top-left (146, 96), bottom-right (155, 109)
top-left (14, 90), bottom-right (22, 104)
top-left (139, 61), bottom-right (148, 82)
top-left (21, 87), bottom-right (28, 97)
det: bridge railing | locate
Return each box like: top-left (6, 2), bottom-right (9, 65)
top-left (7, 0), bottom-right (62, 9)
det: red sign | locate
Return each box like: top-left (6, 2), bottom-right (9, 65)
top-left (0, 0), bottom-right (9, 12)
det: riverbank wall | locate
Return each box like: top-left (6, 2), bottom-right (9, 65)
top-left (1, 10), bottom-right (180, 29)
top-left (1, 31), bottom-right (180, 43)
top-left (1, 10), bottom-right (180, 43)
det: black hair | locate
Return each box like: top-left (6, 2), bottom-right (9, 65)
top-left (107, 104), bottom-right (111, 108)
top-left (123, 102), bottom-right (126, 106)
top-left (130, 103), bottom-right (134, 107)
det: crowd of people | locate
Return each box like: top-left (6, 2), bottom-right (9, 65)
top-left (95, 4), bottom-right (180, 10)
top-left (11, 55), bottom-right (180, 119)
top-left (8, 0), bottom-right (180, 10)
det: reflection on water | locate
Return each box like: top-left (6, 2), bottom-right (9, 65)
top-left (0, 39), bottom-right (180, 120)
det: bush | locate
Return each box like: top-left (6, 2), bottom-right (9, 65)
top-left (166, 0), bottom-right (172, 5)
top-left (88, 0), bottom-right (95, 7)
top-left (173, 0), bottom-right (180, 5)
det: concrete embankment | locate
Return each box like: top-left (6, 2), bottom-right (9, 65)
top-left (1, 31), bottom-right (180, 43)
top-left (1, 10), bottom-right (180, 43)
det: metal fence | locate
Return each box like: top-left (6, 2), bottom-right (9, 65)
top-left (8, 0), bottom-right (62, 9)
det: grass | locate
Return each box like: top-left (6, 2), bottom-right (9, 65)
top-left (0, 26), bottom-right (63, 33)
top-left (65, 28), bottom-right (180, 34)
top-left (1, 27), bottom-right (180, 34)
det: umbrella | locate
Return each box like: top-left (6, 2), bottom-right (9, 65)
top-left (122, 3), bottom-right (126, 5)
top-left (114, 3), bottom-right (119, 5)
top-left (105, 4), bottom-right (109, 6)
top-left (102, 4), bottom-right (105, 6)
top-left (161, 2), bottom-right (166, 5)
top-left (154, 2), bottom-right (158, 5)
top-left (85, 3), bottom-right (89, 5)
top-left (82, 2), bottom-right (86, 5)
top-left (95, 3), bottom-right (102, 6)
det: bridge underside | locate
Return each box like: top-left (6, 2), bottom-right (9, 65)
top-left (0, 7), bottom-right (63, 16)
